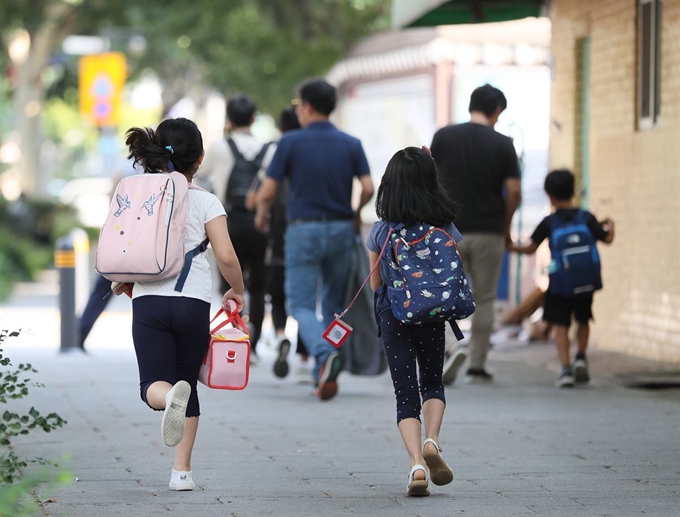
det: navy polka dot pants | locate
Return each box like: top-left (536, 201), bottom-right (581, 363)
top-left (379, 309), bottom-right (446, 424)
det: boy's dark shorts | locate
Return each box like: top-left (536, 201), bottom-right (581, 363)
top-left (542, 291), bottom-right (594, 327)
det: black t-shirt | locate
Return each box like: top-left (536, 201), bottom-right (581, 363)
top-left (431, 122), bottom-right (520, 234)
top-left (531, 208), bottom-right (609, 244)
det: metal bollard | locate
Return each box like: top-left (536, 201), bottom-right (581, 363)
top-left (71, 227), bottom-right (90, 316)
top-left (55, 235), bottom-right (78, 352)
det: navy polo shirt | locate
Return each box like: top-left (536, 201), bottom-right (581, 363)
top-left (266, 121), bottom-right (370, 221)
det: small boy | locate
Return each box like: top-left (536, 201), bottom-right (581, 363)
top-left (509, 169), bottom-right (615, 387)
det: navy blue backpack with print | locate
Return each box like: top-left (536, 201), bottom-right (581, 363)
top-left (383, 224), bottom-right (475, 328)
top-left (547, 210), bottom-right (602, 297)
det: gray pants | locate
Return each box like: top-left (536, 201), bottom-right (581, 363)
top-left (455, 233), bottom-right (505, 369)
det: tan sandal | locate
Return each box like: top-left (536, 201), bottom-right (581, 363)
top-left (423, 438), bottom-right (454, 486)
top-left (407, 464), bottom-right (430, 497)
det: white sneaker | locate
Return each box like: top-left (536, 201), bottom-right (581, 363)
top-left (169, 469), bottom-right (195, 491)
top-left (161, 381), bottom-right (191, 447)
top-left (294, 365), bottom-right (313, 385)
top-left (442, 348), bottom-right (467, 386)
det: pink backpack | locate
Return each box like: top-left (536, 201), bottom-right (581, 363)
top-left (95, 171), bottom-right (208, 291)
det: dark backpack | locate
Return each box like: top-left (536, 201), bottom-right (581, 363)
top-left (225, 138), bottom-right (270, 214)
top-left (547, 210), bottom-right (602, 297)
top-left (382, 224), bottom-right (475, 326)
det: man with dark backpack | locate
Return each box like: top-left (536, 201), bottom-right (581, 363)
top-left (509, 169), bottom-right (615, 388)
top-left (199, 94), bottom-right (274, 360)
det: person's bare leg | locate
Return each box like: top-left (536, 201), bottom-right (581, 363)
top-left (174, 416), bottom-right (199, 471)
top-left (553, 325), bottom-right (571, 367)
top-left (146, 381), bottom-right (173, 409)
top-left (397, 418), bottom-right (426, 480)
top-left (422, 399), bottom-right (445, 452)
top-left (576, 322), bottom-right (589, 355)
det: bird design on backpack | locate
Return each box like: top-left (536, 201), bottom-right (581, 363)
top-left (114, 194), bottom-right (131, 217)
top-left (142, 191), bottom-right (163, 216)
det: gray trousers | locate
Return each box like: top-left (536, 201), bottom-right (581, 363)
top-left (453, 233), bottom-right (505, 369)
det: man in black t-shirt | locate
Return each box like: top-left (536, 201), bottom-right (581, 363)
top-left (431, 84), bottom-right (521, 385)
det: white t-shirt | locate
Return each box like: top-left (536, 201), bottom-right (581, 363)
top-left (197, 132), bottom-right (276, 205)
top-left (132, 189), bottom-right (226, 303)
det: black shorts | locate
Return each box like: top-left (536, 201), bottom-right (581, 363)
top-left (542, 291), bottom-right (594, 327)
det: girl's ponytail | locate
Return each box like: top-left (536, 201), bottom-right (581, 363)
top-left (125, 118), bottom-right (203, 175)
top-left (125, 126), bottom-right (171, 174)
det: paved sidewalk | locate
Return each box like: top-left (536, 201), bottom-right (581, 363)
top-left (2, 280), bottom-right (680, 516)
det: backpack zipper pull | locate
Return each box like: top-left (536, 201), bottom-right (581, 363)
top-left (164, 180), bottom-right (175, 225)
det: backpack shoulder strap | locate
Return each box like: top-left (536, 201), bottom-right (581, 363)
top-left (174, 237), bottom-right (210, 292)
top-left (448, 320), bottom-right (465, 341)
top-left (252, 142), bottom-right (271, 169)
top-left (575, 209), bottom-right (588, 223)
top-left (226, 137), bottom-right (244, 161)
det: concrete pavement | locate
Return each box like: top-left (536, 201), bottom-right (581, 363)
top-left (1, 276), bottom-right (680, 517)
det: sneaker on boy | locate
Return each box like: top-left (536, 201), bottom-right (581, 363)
top-left (573, 352), bottom-right (590, 383)
top-left (556, 365), bottom-right (575, 388)
top-left (169, 469), bottom-right (195, 491)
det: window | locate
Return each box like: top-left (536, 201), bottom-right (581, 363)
top-left (638, 0), bottom-right (662, 129)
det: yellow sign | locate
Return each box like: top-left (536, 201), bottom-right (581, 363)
top-left (79, 52), bottom-right (126, 127)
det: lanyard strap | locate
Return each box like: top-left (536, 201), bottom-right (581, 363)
top-left (335, 227), bottom-right (394, 320)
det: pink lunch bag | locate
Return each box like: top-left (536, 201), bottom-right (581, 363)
top-left (199, 303), bottom-right (251, 390)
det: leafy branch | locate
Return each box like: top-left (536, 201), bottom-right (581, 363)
top-left (0, 329), bottom-right (67, 485)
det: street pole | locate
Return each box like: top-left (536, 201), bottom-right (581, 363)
top-left (55, 235), bottom-right (78, 352)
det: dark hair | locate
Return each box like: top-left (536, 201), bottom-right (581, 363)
top-left (279, 105), bottom-right (301, 133)
top-left (125, 117), bottom-right (203, 175)
top-left (297, 78), bottom-right (336, 116)
top-left (227, 94), bottom-right (256, 127)
top-left (376, 147), bottom-right (458, 227)
top-left (468, 84), bottom-right (507, 117)
top-left (544, 168), bottom-right (575, 201)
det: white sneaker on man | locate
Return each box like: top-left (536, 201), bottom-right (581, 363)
top-left (442, 348), bottom-right (467, 386)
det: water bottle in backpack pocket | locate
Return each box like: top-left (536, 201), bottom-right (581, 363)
top-left (547, 210), bottom-right (602, 297)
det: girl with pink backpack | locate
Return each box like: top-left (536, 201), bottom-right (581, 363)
top-left (111, 118), bottom-right (245, 490)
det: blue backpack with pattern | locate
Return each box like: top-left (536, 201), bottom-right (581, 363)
top-left (382, 224), bottom-right (475, 331)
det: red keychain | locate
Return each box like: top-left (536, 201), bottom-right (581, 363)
top-left (322, 318), bottom-right (353, 349)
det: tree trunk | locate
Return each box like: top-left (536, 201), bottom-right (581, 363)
top-left (13, 2), bottom-right (72, 197)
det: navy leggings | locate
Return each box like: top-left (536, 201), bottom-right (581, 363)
top-left (132, 296), bottom-right (210, 417)
top-left (379, 309), bottom-right (446, 424)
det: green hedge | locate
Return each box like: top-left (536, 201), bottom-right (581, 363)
top-left (0, 195), bottom-right (90, 302)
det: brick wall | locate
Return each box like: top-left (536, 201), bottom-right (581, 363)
top-left (549, 0), bottom-right (680, 363)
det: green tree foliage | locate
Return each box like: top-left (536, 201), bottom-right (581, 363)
top-left (0, 0), bottom-right (389, 194)
top-left (191, 0), bottom-right (390, 113)
top-left (1, 0), bottom-right (390, 115)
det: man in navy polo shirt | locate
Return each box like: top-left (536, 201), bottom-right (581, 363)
top-left (255, 78), bottom-right (374, 401)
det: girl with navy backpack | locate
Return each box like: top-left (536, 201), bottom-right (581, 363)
top-left (366, 146), bottom-right (467, 497)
